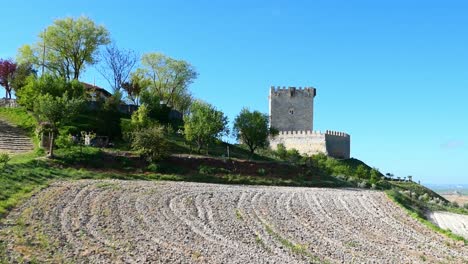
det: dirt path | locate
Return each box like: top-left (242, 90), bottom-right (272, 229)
top-left (429, 211), bottom-right (468, 239)
top-left (1, 180), bottom-right (467, 263)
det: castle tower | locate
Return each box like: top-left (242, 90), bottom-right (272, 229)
top-left (269, 86), bottom-right (316, 131)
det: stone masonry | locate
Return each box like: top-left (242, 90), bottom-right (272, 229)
top-left (268, 86), bottom-right (351, 159)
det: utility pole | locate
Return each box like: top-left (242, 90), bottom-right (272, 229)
top-left (41, 29), bottom-right (46, 76)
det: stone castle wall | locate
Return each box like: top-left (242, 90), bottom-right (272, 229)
top-left (269, 130), bottom-right (350, 159)
top-left (269, 86), bottom-right (316, 131)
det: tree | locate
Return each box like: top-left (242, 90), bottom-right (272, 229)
top-left (18, 16), bottom-right (110, 80)
top-left (137, 53), bottom-right (197, 112)
top-left (0, 59), bottom-right (17, 98)
top-left (233, 108), bottom-right (273, 157)
top-left (184, 100), bottom-right (228, 153)
top-left (33, 93), bottom-right (84, 158)
top-left (16, 74), bottom-right (85, 110)
top-left (98, 43), bottom-right (137, 94)
top-left (10, 63), bottom-right (36, 93)
top-left (122, 71), bottom-right (149, 105)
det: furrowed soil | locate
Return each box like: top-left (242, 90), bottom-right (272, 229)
top-left (1, 180), bottom-right (467, 263)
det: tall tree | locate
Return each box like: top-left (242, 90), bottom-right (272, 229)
top-left (0, 59), bottom-right (17, 98)
top-left (138, 53), bottom-right (197, 112)
top-left (184, 100), bottom-right (228, 153)
top-left (98, 43), bottom-right (137, 94)
top-left (18, 16), bottom-right (110, 80)
top-left (233, 108), bottom-right (276, 157)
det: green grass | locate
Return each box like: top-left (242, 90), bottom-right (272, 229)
top-left (0, 107), bottom-right (37, 135)
top-left (386, 189), bottom-right (467, 245)
top-left (262, 221), bottom-right (321, 263)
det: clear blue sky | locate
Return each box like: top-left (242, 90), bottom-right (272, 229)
top-left (1, 0), bottom-right (467, 184)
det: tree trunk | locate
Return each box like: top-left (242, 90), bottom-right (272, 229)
top-left (48, 131), bottom-right (55, 158)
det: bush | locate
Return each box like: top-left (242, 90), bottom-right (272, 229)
top-left (257, 168), bottom-right (266, 176)
top-left (131, 124), bottom-right (169, 162)
top-left (286, 148), bottom-right (301, 164)
top-left (463, 203), bottom-right (468, 210)
top-left (358, 180), bottom-right (369, 188)
top-left (275, 143), bottom-right (288, 160)
top-left (198, 165), bottom-right (217, 175)
top-left (451, 201), bottom-right (460, 208)
top-left (0, 153), bottom-right (10, 169)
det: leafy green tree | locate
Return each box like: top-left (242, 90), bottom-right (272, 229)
top-left (18, 16), bottom-right (110, 80)
top-left (16, 75), bottom-right (84, 110)
top-left (137, 53), bottom-right (197, 112)
top-left (10, 63), bottom-right (36, 94)
top-left (131, 104), bottom-right (152, 130)
top-left (131, 124), bottom-right (169, 162)
top-left (122, 71), bottom-right (149, 105)
top-left (355, 164), bottom-right (369, 179)
top-left (33, 93), bottom-right (84, 158)
top-left (184, 100), bottom-right (228, 153)
top-left (233, 108), bottom-right (274, 157)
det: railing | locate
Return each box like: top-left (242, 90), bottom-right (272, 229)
top-left (0, 98), bottom-right (18, 108)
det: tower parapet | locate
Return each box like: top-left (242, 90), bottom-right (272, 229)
top-left (269, 85), bottom-right (316, 131)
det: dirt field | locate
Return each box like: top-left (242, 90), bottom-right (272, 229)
top-left (443, 194), bottom-right (468, 206)
top-left (1, 180), bottom-right (467, 263)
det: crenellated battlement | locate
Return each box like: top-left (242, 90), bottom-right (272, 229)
top-left (274, 130), bottom-right (350, 139)
top-left (270, 86), bottom-right (316, 97)
top-left (325, 130), bottom-right (350, 138)
top-left (276, 130), bottom-right (324, 136)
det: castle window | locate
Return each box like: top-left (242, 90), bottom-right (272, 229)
top-left (289, 108), bottom-right (294, 115)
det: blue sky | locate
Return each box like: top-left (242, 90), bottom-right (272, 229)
top-left (1, 0), bottom-right (467, 184)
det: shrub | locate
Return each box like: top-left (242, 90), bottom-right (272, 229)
top-left (198, 165), bottom-right (217, 175)
top-left (275, 143), bottom-right (288, 160)
top-left (0, 153), bottom-right (10, 169)
top-left (146, 163), bottom-right (160, 173)
top-left (358, 180), bottom-right (369, 188)
top-left (286, 148), bottom-right (301, 164)
top-left (131, 124), bottom-right (169, 162)
top-left (257, 168), bottom-right (266, 176)
top-left (463, 203), bottom-right (468, 210)
top-left (451, 201), bottom-right (460, 208)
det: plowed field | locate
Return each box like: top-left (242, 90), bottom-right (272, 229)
top-left (1, 180), bottom-right (467, 263)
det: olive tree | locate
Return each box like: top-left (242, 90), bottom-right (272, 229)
top-left (184, 100), bottom-right (228, 153)
top-left (137, 53), bottom-right (197, 112)
top-left (33, 93), bottom-right (84, 158)
top-left (233, 108), bottom-right (277, 157)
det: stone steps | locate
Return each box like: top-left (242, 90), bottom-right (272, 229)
top-left (0, 119), bottom-right (34, 154)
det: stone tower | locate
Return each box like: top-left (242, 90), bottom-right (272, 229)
top-left (269, 86), bottom-right (316, 131)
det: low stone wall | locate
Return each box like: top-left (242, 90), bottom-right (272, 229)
top-left (269, 130), bottom-right (350, 159)
top-left (270, 131), bottom-right (328, 156)
top-left (0, 98), bottom-right (18, 108)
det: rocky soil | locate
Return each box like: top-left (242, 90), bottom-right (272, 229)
top-left (1, 180), bottom-right (467, 263)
